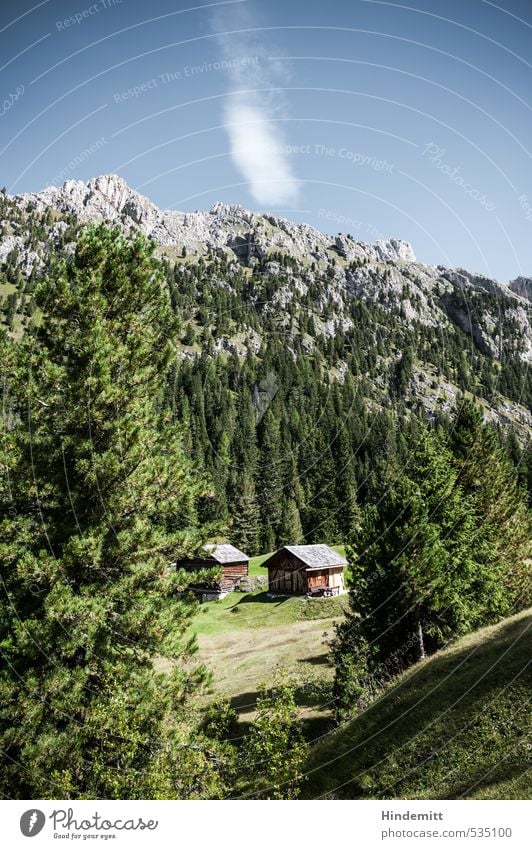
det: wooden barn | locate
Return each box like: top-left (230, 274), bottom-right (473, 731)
top-left (176, 543), bottom-right (249, 600)
top-left (262, 544), bottom-right (346, 597)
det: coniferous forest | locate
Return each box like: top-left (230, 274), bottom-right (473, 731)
top-left (0, 212), bottom-right (530, 799)
top-left (2, 0), bottom-right (532, 822)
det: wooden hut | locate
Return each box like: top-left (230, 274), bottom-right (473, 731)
top-left (176, 543), bottom-right (249, 600)
top-left (262, 544), bottom-right (346, 597)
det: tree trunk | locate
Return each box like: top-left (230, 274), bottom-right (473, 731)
top-left (416, 617), bottom-right (426, 660)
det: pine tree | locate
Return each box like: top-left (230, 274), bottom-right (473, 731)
top-left (333, 421), bottom-right (513, 716)
top-left (0, 225), bottom-right (225, 799)
top-left (334, 425), bottom-right (361, 539)
top-left (450, 400), bottom-right (531, 607)
top-left (278, 498), bottom-right (304, 546)
top-left (304, 427), bottom-right (340, 544)
top-left (230, 469), bottom-right (260, 554)
top-left (256, 409), bottom-right (284, 550)
top-left (238, 675), bottom-right (308, 799)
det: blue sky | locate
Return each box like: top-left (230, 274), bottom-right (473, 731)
top-left (1, 0), bottom-right (532, 281)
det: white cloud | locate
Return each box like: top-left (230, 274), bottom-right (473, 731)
top-left (224, 100), bottom-right (299, 206)
top-left (212, 6), bottom-right (299, 207)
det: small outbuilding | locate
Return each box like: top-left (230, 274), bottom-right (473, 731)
top-left (176, 543), bottom-right (249, 600)
top-left (262, 544), bottom-right (346, 597)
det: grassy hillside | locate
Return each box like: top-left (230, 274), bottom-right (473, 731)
top-left (304, 609), bottom-right (531, 800)
top-left (190, 545), bottom-right (349, 716)
top-left (190, 589), bottom-right (348, 726)
top-left (158, 546), bottom-right (350, 726)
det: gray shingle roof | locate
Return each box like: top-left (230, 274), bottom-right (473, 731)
top-left (283, 544), bottom-right (346, 569)
top-left (203, 543), bottom-right (249, 563)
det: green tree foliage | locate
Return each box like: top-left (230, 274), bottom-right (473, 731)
top-left (0, 225), bottom-right (225, 799)
top-left (333, 409), bottom-right (529, 720)
top-left (450, 400), bottom-right (531, 607)
top-left (1, 206), bottom-right (530, 782)
top-left (230, 469), bottom-right (261, 554)
top-left (278, 498), bottom-right (304, 546)
top-left (146, 249), bottom-right (532, 551)
top-left (238, 675), bottom-right (308, 799)
top-left (257, 409), bottom-right (284, 551)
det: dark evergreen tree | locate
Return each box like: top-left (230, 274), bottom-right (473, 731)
top-left (0, 226), bottom-right (225, 799)
top-left (450, 400), bottom-right (531, 607)
top-left (278, 497), bottom-right (304, 546)
top-left (256, 409), bottom-right (284, 551)
top-left (333, 421), bottom-right (515, 718)
top-left (230, 469), bottom-right (261, 554)
top-left (334, 425), bottom-right (361, 539)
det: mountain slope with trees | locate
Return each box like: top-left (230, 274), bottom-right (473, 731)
top-left (1, 177), bottom-right (530, 554)
top-left (0, 183), bottom-right (530, 798)
top-left (0, 226), bottom-right (229, 799)
top-left (332, 404), bottom-right (530, 721)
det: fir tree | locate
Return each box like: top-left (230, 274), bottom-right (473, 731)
top-left (256, 409), bottom-right (284, 551)
top-left (278, 498), bottom-right (304, 546)
top-left (238, 675), bottom-right (308, 799)
top-left (333, 421), bottom-right (515, 717)
top-left (0, 225), bottom-right (225, 799)
top-left (230, 469), bottom-right (260, 554)
top-left (450, 400), bottom-right (531, 607)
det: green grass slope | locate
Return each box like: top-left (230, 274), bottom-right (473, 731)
top-left (189, 590), bottom-right (348, 725)
top-left (304, 609), bottom-right (531, 800)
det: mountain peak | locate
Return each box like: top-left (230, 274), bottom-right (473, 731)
top-left (509, 276), bottom-right (532, 302)
top-left (14, 175), bottom-right (420, 264)
top-left (3, 174), bottom-right (531, 374)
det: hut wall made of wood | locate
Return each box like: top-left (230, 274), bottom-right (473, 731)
top-left (219, 562), bottom-right (249, 591)
top-left (178, 558), bottom-right (248, 594)
top-left (266, 549), bottom-right (310, 595)
top-left (307, 570), bottom-right (328, 589)
top-left (327, 567), bottom-right (345, 590)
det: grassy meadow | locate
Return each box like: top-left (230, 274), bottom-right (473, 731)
top-left (187, 545), bottom-right (349, 727)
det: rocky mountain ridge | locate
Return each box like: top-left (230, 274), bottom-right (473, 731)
top-left (1, 174), bottom-right (530, 440)
top-left (509, 276), bottom-right (532, 302)
top-left (5, 174), bottom-right (530, 356)
top-left (15, 174), bottom-right (418, 265)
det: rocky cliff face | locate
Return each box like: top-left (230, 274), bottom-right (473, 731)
top-left (15, 174), bottom-right (419, 264)
top-left (4, 174), bottom-right (531, 367)
top-left (2, 174), bottom-right (531, 439)
top-left (509, 276), bottom-right (532, 302)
